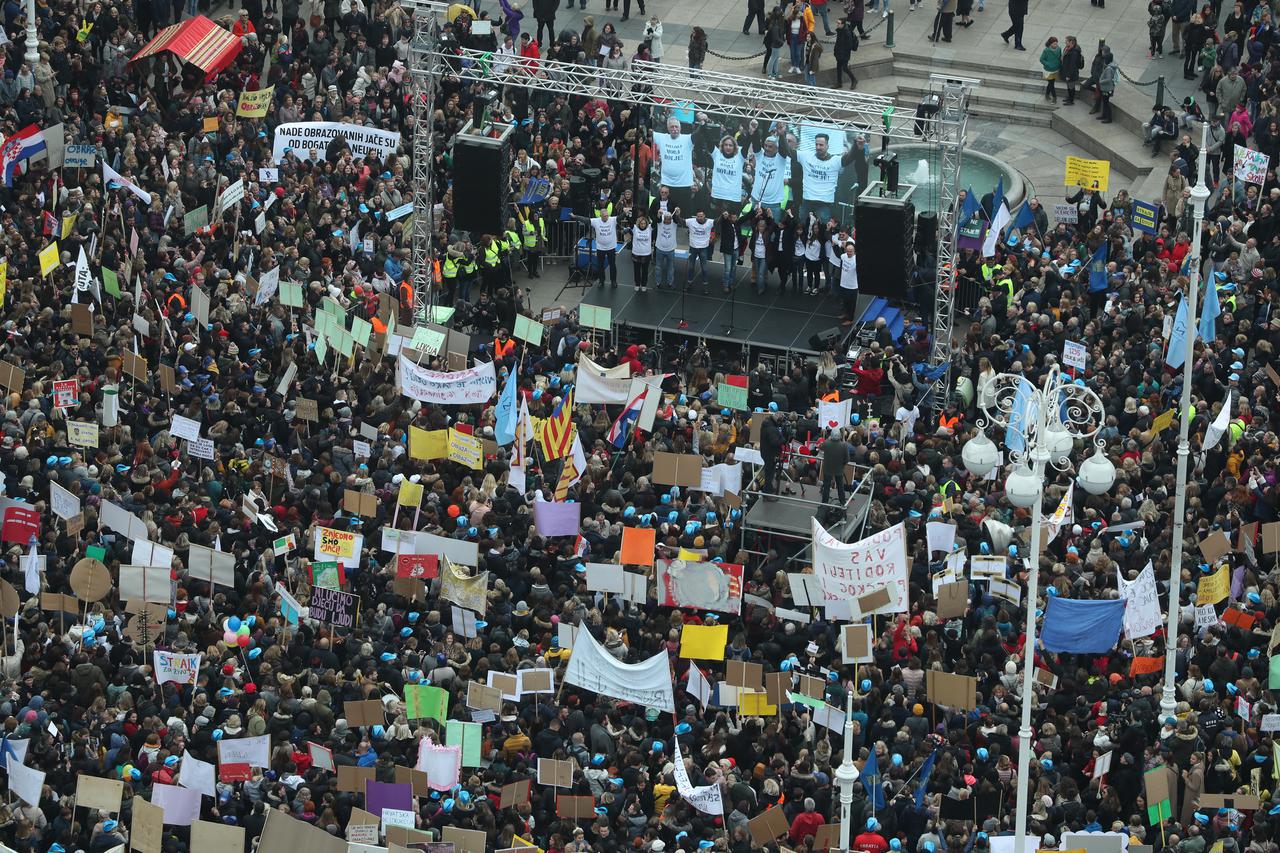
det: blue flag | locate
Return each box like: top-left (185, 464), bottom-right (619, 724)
top-left (915, 750), bottom-right (938, 808)
top-left (1166, 294), bottom-right (1189, 369)
top-left (961, 186), bottom-right (981, 221)
top-left (991, 175), bottom-right (1004, 214)
top-left (1011, 203), bottom-right (1035, 234)
top-left (1200, 278), bottom-right (1221, 344)
top-left (1005, 376), bottom-right (1039, 453)
top-left (493, 369), bottom-right (518, 446)
top-left (1088, 243), bottom-right (1109, 293)
top-left (1039, 597), bottom-right (1126, 653)
top-left (862, 747), bottom-right (886, 809)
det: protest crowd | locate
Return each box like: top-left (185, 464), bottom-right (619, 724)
top-left (0, 0), bottom-right (1276, 852)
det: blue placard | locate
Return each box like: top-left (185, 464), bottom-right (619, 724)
top-left (1131, 199), bottom-right (1159, 235)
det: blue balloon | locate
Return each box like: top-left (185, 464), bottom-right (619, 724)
top-left (246, 616), bottom-right (256, 627)
top-left (82, 626), bottom-right (95, 639)
top-left (892, 753), bottom-right (903, 766)
top-left (228, 617), bottom-right (242, 632)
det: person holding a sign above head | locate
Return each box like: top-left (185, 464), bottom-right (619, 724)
top-left (652, 115), bottom-right (694, 213)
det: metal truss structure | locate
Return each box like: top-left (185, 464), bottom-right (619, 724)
top-left (401, 0), bottom-right (972, 386)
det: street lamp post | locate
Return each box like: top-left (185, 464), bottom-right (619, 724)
top-left (23, 0), bottom-right (37, 67)
top-left (960, 365), bottom-right (1116, 853)
top-left (833, 691), bottom-right (860, 852)
top-left (1159, 120), bottom-right (1212, 722)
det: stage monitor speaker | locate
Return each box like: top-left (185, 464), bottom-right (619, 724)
top-left (452, 121), bottom-right (514, 236)
top-left (856, 190), bottom-right (916, 299)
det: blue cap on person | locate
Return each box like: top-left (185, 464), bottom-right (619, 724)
top-left (867, 818), bottom-right (879, 831)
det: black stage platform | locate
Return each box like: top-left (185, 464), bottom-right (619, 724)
top-left (574, 265), bottom-right (873, 356)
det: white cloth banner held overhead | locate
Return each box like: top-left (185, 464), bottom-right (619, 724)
top-left (672, 739), bottom-right (724, 815)
top-left (397, 356), bottom-right (497, 405)
top-left (1117, 562), bottom-right (1162, 639)
top-left (1204, 391), bottom-right (1233, 453)
top-left (102, 161), bottom-right (153, 205)
top-left (271, 122), bottom-right (401, 163)
top-left (811, 519), bottom-right (910, 615)
top-left (574, 355), bottom-right (632, 405)
top-left (564, 626), bottom-right (675, 711)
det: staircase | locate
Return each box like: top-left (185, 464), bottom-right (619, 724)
top-left (842, 53), bottom-right (1157, 183)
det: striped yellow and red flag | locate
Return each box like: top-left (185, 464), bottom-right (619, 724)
top-left (538, 389), bottom-right (575, 461)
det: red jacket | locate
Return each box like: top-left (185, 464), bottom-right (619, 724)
top-left (789, 811), bottom-right (825, 844)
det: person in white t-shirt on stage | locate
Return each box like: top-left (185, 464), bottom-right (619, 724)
top-left (679, 208), bottom-right (715, 293)
top-left (573, 207), bottom-right (620, 288)
top-left (837, 239), bottom-right (859, 324)
top-left (628, 215), bottom-right (654, 293)
top-left (653, 209), bottom-right (679, 290)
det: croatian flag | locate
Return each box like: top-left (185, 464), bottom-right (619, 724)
top-left (0, 125), bottom-right (45, 186)
top-left (608, 386), bottom-right (647, 448)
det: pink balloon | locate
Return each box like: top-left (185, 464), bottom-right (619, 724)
top-left (237, 634), bottom-right (251, 648)
top-left (223, 631), bottom-right (237, 644)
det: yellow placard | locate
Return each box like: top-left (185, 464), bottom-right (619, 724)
top-left (1196, 566), bottom-right (1229, 605)
top-left (38, 242), bottom-right (59, 277)
top-left (60, 214), bottom-right (77, 240)
top-left (202, 116), bottom-right (220, 133)
top-left (679, 624), bottom-right (728, 660)
top-left (0, 260), bottom-right (9, 307)
top-left (1064, 156), bottom-right (1110, 193)
top-left (317, 526), bottom-right (357, 559)
top-left (397, 480), bottom-right (424, 508)
top-left (447, 429), bottom-right (483, 469)
top-left (739, 690), bottom-right (778, 716)
top-left (409, 426), bottom-right (448, 460)
top-left (1151, 408), bottom-right (1175, 434)
top-left (236, 86), bottom-right (275, 118)
top-left (677, 547), bottom-right (707, 562)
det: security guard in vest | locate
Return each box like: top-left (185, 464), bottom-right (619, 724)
top-left (494, 328), bottom-right (516, 367)
top-left (442, 249), bottom-right (461, 303)
top-left (518, 206), bottom-right (545, 278)
top-left (504, 218), bottom-right (522, 285)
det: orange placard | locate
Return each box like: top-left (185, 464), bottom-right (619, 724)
top-left (620, 526), bottom-right (656, 566)
top-left (1130, 655), bottom-right (1165, 676)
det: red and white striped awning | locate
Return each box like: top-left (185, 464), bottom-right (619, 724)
top-left (130, 15), bottom-right (242, 78)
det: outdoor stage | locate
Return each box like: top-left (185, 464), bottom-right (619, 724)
top-left (571, 263), bottom-right (875, 357)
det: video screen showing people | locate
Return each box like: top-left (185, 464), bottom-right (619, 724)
top-left (645, 106), bottom-right (871, 229)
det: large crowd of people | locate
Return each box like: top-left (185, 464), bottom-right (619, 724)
top-left (0, 1), bottom-right (1274, 853)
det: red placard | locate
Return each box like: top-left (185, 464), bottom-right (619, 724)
top-left (396, 554), bottom-right (439, 580)
top-left (218, 762), bottom-right (252, 782)
top-left (2, 506), bottom-right (40, 544)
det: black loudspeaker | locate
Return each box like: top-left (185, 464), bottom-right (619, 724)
top-left (452, 127), bottom-right (513, 236)
top-left (915, 211), bottom-right (938, 255)
top-left (856, 194), bottom-right (916, 299)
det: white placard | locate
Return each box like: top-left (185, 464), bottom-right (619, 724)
top-left (170, 414), bottom-right (202, 442)
top-left (177, 750), bottom-right (216, 797)
top-left (187, 437), bottom-right (215, 460)
top-left (49, 481), bottom-right (80, 520)
top-left (586, 563), bottom-right (625, 594)
top-left (1063, 340), bottom-right (1087, 371)
top-left (217, 734), bottom-right (271, 768)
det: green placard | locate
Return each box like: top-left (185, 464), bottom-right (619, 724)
top-left (335, 329), bottom-right (355, 358)
top-left (431, 306), bottom-right (455, 324)
top-left (310, 561), bottom-right (343, 590)
top-left (86, 545), bottom-right (106, 562)
top-left (351, 317), bottom-right (372, 348)
top-left (580, 304), bottom-right (612, 330)
top-left (718, 382), bottom-right (749, 411)
top-left (409, 327), bottom-right (446, 356)
top-left (446, 719), bottom-right (483, 766)
top-left (404, 684), bottom-right (448, 722)
top-left (314, 334), bottom-right (328, 364)
top-left (513, 314), bottom-right (544, 345)
top-left (101, 267), bottom-right (120, 298)
top-left (183, 205), bottom-right (209, 236)
top-left (280, 281), bottom-right (303, 308)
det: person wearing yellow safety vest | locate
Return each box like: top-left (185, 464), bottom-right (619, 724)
top-left (503, 217), bottom-right (522, 288)
top-left (442, 241), bottom-right (465, 303)
top-left (479, 235), bottom-right (503, 297)
top-left (455, 240), bottom-right (478, 303)
top-left (517, 206), bottom-right (545, 278)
